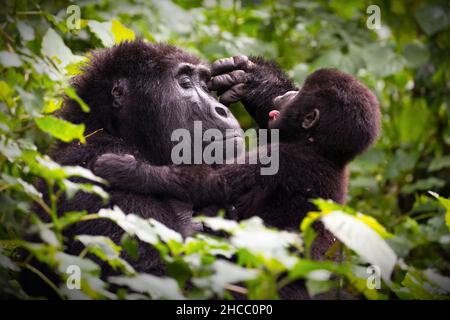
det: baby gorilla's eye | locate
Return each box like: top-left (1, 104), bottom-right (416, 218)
top-left (179, 77), bottom-right (192, 89)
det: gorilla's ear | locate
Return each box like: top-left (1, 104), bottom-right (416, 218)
top-left (302, 108), bottom-right (320, 129)
top-left (111, 79), bottom-right (128, 109)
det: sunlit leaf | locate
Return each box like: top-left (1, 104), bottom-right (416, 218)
top-left (322, 211), bottom-right (397, 282)
top-left (35, 115), bottom-right (86, 143)
top-left (110, 274), bottom-right (185, 299)
top-left (111, 19), bottom-right (135, 43)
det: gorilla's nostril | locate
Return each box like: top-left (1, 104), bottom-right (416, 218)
top-left (215, 107), bottom-right (228, 118)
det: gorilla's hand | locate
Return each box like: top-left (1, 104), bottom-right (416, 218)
top-left (208, 55), bottom-right (255, 106)
top-left (94, 153), bottom-right (139, 190)
top-left (208, 56), bottom-right (297, 128)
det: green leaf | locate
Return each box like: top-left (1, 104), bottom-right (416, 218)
top-left (64, 87), bottom-right (90, 112)
top-left (111, 20), bottom-right (135, 43)
top-left (429, 156), bottom-right (450, 172)
top-left (403, 42), bottom-right (429, 68)
top-left (121, 234), bottom-right (139, 260)
top-left (402, 178), bottom-right (445, 194)
top-left (99, 206), bottom-right (159, 245)
top-left (306, 279), bottom-right (335, 297)
top-left (62, 179), bottom-right (109, 201)
top-left (0, 81), bottom-right (14, 107)
top-left (0, 51), bottom-right (22, 67)
top-left (76, 235), bottom-right (135, 274)
top-left (109, 274), bottom-right (185, 299)
top-left (17, 21), bottom-right (35, 41)
top-left (88, 21), bottom-right (115, 47)
top-left (35, 115), bottom-right (86, 143)
top-left (322, 211), bottom-right (397, 282)
top-left (192, 260), bottom-right (258, 296)
top-left (41, 28), bottom-right (76, 68)
top-left (415, 5), bottom-right (450, 35)
top-left (429, 192), bottom-right (450, 231)
top-left (363, 44), bottom-right (406, 78)
top-left (0, 249), bottom-right (19, 271)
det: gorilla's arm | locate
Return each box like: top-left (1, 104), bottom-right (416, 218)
top-left (209, 56), bottom-right (298, 128)
top-left (93, 153), bottom-right (268, 208)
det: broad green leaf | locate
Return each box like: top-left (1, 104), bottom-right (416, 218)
top-left (415, 4), bottom-right (450, 35)
top-left (43, 98), bottom-right (63, 114)
top-left (0, 51), bottom-right (22, 67)
top-left (17, 21), bottom-right (35, 41)
top-left (41, 28), bottom-right (76, 68)
top-left (230, 217), bottom-right (301, 269)
top-left (55, 252), bottom-right (100, 276)
top-left (16, 87), bottom-right (42, 116)
top-left (0, 135), bottom-right (22, 161)
top-left (76, 235), bottom-right (135, 274)
top-left (64, 87), bottom-right (90, 112)
top-left (402, 178), bottom-right (446, 194)
top-left (0, 81), bottom-right (15, 107)
top-left (429, 156), bottom-right (450, 172)
top-left (306, 279), bottom-right (335, 297)
top-left (1, 173), bottom-right (42, 198)
top-left (99, 206), bottom-right (158, 244)
top-left (0, 249), bottom-right (19, 271)
top-left (429, 192), bottom-right (450, 231)
top-left (289, 259), bottom-right (347, 280)
top-left (192, 260), bottom-right (258, 296)
top-left (36, 115), bottom-right (86, 143)
top-left (62, 179), bottom-right (109, 201)
top-left (111, 20), bottom-right (135, 43)
top-left (198, 216), bottom-right (239, 233)
top-left (363, 44), bottom-right (406, 78)
top-left (322, 211), bottom-right (397, 282)
top-left (149, 219), bottom-right (183, 243)
top-left (88, 21), bottom-right (115, 47)
top-left (110, 274), bottom-right (185, 299)
top-left (355, 213), bottom-right (393, 238)
top-left (403, 42), bottom-right (429, 68)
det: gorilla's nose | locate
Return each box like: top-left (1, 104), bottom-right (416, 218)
top-left (215, 106), bottom-right (228, 118)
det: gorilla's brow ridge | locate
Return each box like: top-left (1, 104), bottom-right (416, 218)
top-left (175, 63), bottom-right (211, 81)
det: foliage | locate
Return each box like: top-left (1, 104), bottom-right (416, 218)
top-left (0, 0), bottom-right (449, 299)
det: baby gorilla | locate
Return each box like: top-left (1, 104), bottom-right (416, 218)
top-left (94, 69), bottom-right (380, 251)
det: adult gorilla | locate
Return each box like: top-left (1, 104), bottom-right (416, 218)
top-left (33, 41), bottom-right (246, 275)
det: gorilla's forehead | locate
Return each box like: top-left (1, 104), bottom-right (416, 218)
top-left (89, 40), bottom-right (204, 78)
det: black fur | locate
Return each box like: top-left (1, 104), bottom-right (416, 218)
top-left (94, 68), bottom-right (381, 258)
top-left (32, 40), bottom-right (243, 276)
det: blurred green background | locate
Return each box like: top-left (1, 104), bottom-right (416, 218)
top-left (0, 0), bottom-right (449, 299)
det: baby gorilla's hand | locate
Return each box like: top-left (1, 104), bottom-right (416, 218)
top-left (208, 55), bottom-right (255, 106)
top-left (94, 153), bottom-right (139, 189)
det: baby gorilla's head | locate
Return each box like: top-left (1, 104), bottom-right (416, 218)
top-left (269, 68), bottom-right (380, 165)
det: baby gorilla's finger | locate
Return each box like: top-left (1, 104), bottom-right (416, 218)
top-left (219, 83), bottom-right (246, 106)
top-left (208, 70), bottom-right (246, 91)
top-left (210, 55), bottom-right (251, 76)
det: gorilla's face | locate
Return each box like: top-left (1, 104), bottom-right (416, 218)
top-left (111, 60), bottom-right (243, 165)
top-left (171, 62), bottom-right (241, 131)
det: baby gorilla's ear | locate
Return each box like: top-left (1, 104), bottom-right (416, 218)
top-left (302, 108), bottom-right (320, 129)
top-left (111, 79), bottom-right (129, 109)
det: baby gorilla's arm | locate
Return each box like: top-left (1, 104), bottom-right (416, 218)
top-left (93, 153), bottom-right (266, 208)
top-left (93, 153), bottom-right (229, 207)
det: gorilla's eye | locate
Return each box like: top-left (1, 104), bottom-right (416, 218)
top-left (179, 77), bottom-right (192, 89)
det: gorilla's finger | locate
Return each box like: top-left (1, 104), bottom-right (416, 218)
top-left (211, 55), bottom-right (250, 76)
top-left (219, 83), bottom-right (246, 106)
top-left (208, 70), bottom-right (246, 91)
